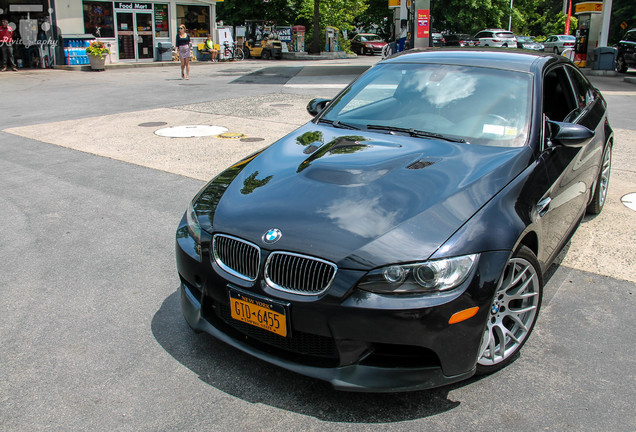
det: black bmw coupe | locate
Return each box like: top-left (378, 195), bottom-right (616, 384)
top-left (176, 49), bottom-right (613, 392)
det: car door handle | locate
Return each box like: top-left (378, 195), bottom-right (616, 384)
top-left (537, 197), bottom-right (551, 216)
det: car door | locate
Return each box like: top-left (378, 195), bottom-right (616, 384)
top-left (535, 64), bottom-right (603, 263)
top-left (543, 36), bottom-right (555, 51)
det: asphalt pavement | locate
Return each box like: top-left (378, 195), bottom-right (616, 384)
top-left (1, 57), bottom-right (635, 431)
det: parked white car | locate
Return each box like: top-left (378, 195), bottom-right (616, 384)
top-left (472, 29), bottom-right (516, 48)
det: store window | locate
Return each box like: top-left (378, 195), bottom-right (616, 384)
top-left (176, 4), bottom-right (210, 38)
top-left (154, 3), bottom-right (169, 38)
top-left (83, 1), bottom-right (115, 38)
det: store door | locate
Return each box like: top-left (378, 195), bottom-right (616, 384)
top-left (116, 11), bottom-right (154, 61)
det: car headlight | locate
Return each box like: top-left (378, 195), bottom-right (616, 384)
top-left (357, 254), bottom-right (478, 294)
top-left (186, 201), bottom-right (202, 244)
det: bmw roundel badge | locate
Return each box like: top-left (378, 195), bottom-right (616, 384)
top-left (263, 228), bottom-right (282, 244)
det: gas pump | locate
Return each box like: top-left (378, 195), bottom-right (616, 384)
top-left (325, 26), bottom-right (339, 52)
top-left (574, 1), bottom-right (603, 67)
top-left (574, 20), bottom-right (589, 67)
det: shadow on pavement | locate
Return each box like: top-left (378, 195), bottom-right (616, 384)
top-left (151, 291), bottom-right (465, 423)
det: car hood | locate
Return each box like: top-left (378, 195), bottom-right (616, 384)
top-left (195, 123), bottom-right (531, 270)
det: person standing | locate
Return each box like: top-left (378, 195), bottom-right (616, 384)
top-left (0, 19), bottom-right (18, 71)
top-left (175, 25), bottom-right (191, 79)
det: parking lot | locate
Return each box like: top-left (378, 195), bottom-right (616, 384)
top-left (1, 57), bottom-right (635, 431)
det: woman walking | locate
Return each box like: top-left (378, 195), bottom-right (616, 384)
top-left (176, 25), bottom-right (191, 79)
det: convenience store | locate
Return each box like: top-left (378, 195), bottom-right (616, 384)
top-left (0, 0), bottom-right (221, 65)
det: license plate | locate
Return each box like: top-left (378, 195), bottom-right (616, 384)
top-left (229, 289), bottom-right (288, 337)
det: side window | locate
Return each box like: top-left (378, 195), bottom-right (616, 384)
top-left (543, 66), bottom-right (577, 122)
top-left (475, 32), bottom-right (485, 39)
top-left (567, 66), bottom-right (594, 108)
top-left (627, 31), bottom-right (636, 42)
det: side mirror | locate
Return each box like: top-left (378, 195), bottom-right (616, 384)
top-left (546, 120), bottom-right (594, 148)
top-left (306, 98), bottom-right (331, 116)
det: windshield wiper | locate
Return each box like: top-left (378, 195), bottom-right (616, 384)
top-left (367, 124), bottom-right (466, 143)
top-left (318, 118), bottom-right (360, 130)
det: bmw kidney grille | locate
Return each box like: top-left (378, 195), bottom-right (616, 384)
top-left (213, 234), bottom-right (337, 294)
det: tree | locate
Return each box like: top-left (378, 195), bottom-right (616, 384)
top-left (354, 0), bottom-right (393, 40)
top-left (216, 0), bottom-right (303, 26)
top-left (609, 0), bottom-right (636, 44)
top-left (297, 0), bottom-right (368, 52)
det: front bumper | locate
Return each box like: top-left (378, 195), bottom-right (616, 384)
top-left (180, 283), bottom-right (474, 392)
top-left (175, 217), bottom-right (510, 392)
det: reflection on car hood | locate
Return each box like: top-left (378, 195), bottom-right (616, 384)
top-left (196, 123), bottom-right (532, 269)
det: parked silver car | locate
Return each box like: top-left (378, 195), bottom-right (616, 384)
top-left (516, 36), bottom-right (544, 51)
top-left (473, 29), bottom-right (516, 48)
top-left (542, 35), bottom-right (576, 54)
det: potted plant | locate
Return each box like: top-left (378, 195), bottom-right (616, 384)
top-left (86, 41), bottom-right (110, 71)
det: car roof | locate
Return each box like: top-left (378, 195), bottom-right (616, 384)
top-left (382, 48), bottom-right (559, 73)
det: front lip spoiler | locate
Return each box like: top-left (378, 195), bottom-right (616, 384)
top-left (180, 283), bottom-right (475, 393)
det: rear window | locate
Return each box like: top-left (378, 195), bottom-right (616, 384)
top-left (562, 35), bottom-right (576, 41)
top-left (496, 32), bottom-right (515, 38)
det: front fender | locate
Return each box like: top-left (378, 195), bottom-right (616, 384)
top-left (430, 161), bottom-right (546, 268)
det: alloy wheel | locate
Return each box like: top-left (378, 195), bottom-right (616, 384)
top-left (477, 255), bottom-right (541, 367)
top-left (598, 145), bottom-right (612, 208)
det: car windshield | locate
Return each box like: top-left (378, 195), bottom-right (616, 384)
top-left (361, 35), bottom-right (383, 42)
top-left (320, 63), bottom-right (532, 148)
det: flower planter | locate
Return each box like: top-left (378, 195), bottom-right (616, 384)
top-left (88, 55), bottom-right (106, 71)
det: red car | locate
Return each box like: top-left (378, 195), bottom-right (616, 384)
top-left (350, 33), bottom-right (387, 55)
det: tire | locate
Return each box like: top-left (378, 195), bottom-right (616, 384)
top-left (476, 245), bottom-right (543, 375)
top-left (616, 55), bottom-right (628, 73)
top-left (381, 44), bottom-right (392, 59)
top-left (553, 47), bottom-right (559, 54)
top-left (587, 143), bottom-right (612, 214)
top-left (233, 48), bottom-right (244, 61)
top-left (261, 50), bottom-right (271, 60)
top-left (243, 47), bottom-right (250, 59)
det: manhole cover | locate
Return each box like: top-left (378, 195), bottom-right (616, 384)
top-left (155, 125), bottom-right (228, 138)
top-left (139, 121), bottom-right (168, 127)
top-left (240, 137), bottom-right (265, 142)
top-left (621, 193), bottom-right (636, 212)
top-left (270, 104), bottom-right (293, 107)
top-left (218, 132), bottom-right (246, 139)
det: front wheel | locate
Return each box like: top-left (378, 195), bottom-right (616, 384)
top-left (476, 245), bottom-right (543, 375)
top-left (587, 143), bottom-right (612, 214)
top-left (381, 44), bottom-right (392, 59)
top-left (553, 47), bottom-right (559, 54)
top-left (616, 55), bottom-right (628, 73)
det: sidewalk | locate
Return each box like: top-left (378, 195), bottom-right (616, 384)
top-left (54, 50), bottom-right (358, 72)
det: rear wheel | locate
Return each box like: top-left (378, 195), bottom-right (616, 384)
top-left (616, 55), bottom-right (628, 73)
top-left (476, 246), bottom-right (543, 374)
top-left (261, 49), bottom-right (271, 60)
top-left (587, 143), bottom-right (612, 214)
top-left (233, 48), bottom-right (244, 61)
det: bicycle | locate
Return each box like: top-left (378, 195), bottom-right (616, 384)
top-left (222, 41), bottom-right (244, 61)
